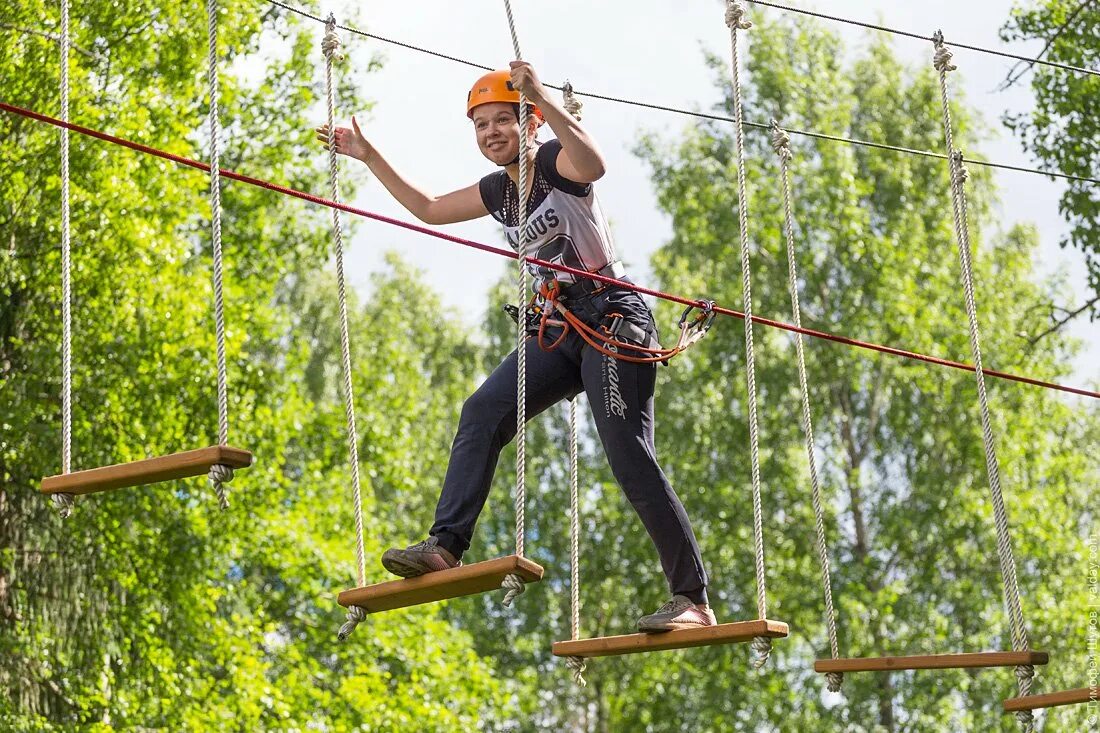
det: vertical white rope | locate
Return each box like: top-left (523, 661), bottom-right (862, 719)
top-left (558, 92), bottom-right (586, 684)
top-left (770, 120), bottom-right (842, 691)
top-left (53, 0), bottom-right (75, 518)
top-left (932, 32), bottom-right (1034, 731)
top-left (500, 0), bottom-right (530, 608)
top-left (205, 0), bottom-right (233, 510)
top-left (724, 1), bottom-right (772, 670)
top-left (320, 17), bottom-right (368, 642)
top-left (565, 396), bottom-right (586, 685)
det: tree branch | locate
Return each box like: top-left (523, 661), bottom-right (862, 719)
top-left (998, 0), bottom-right (1096, 90)
top-left (1027, 293), bottom-right (1100, 345)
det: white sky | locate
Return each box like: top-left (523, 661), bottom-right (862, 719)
top-left (262, 0), bottom-right (1098, 385)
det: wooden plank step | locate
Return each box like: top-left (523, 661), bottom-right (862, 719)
top-left (815, 651), bottom-right (1049, 673)
top-left (338, 555), bottom-right (544, 613)
top-left (1004, 687), bottom-right (1097, 712)
top-left (40, 446), bottom-right (254, 496)
top-left (552, 619), bottom-right (789, 659)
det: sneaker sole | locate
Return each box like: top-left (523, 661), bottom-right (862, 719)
top-left (638, 621), bottom-right (716, 633)
top-left (381, 553), bottom-right (433, 578)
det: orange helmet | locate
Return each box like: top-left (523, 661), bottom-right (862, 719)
top-left (466, 70), bottom-right (544, 124)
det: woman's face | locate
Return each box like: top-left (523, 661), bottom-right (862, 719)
top-left (471, 102), bottom-right (532, 165)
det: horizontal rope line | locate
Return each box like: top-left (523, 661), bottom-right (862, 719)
top-left (3, 99), bottom-right (1094, 400)
top-left (747, 0), bottom-right (1100, 78)
top-left (262, 0), bottom-right (1098, 186)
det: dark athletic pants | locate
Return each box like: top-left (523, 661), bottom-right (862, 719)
top-left (429, 289), bottom-right (709, 605)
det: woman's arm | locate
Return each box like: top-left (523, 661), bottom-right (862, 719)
top-left (317, 117), bottom-right (488, 225)
top-left (509, 61), bottom-right (607, 183)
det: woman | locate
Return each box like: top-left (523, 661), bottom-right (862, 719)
top-left (317, 61), bottom-right (715, 632)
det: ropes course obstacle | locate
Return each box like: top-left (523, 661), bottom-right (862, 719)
top-left (15, 0), bottom-right (1096, 719)
top-left (38, 0), bottom-right (253, 517)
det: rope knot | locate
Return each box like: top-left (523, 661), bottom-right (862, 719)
top-left (825, 671), bottom-right (844, 692)
top-left (725, 1), bottom-right (753, 30)
top-left (769, 119), bottom-right (792, 162)
top-left (337, 604), bottom-right (366, 641)
top-left (950, 150), bottom-right (970, 186)
top-left (565, 655), bottom-right (587, 686)
top-left (208, 462), bottom-right (234, 511)
top-left (500, 573), bottom-right (527, 607)
top-left (323, 16), bottom-right (344, 62)
top-left (1012, 658), bottom-right (1037, 729)
top-left (562, 81), bottom-right (583, 121)
top-left (932, 31), bottom-right (956, 73)
top-left (51, 492), bottom-right (75, 519)
top-left (750, 636), bottom-right (772, 669)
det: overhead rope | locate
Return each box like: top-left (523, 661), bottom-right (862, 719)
top-left (314, 16), bottom-right (368, 644)
top-left (725, 0), bottom-right (773, 670)
top-left (7, 101), bottom-right (1096, 401)
top-left (932, 32), bottom-right (1036, 732)
top-left (499, 0), bottom-right (530, 609)
top-left (770, 119), bottom-right (843, 691)
top-left (205, 0), bottom-right (235, 511)
top-left (748, 0), bottom-right (1100, 79)
top-left (264, 0), bottom-right (1100, 187)
top-left (52, 0), bottom-right (75, 519)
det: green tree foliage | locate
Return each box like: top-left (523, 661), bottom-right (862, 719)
top-left (1, 2), bottom-right (505, 729)
top-left (2, 4), bottom-right (1096, 732)
top-left (450, 18), bottom-right (1097, 733)
top-left (1002, 0), bottom-right (1100, 321)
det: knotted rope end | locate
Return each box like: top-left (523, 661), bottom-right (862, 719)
top-left (208, 463), bottom-right (234, 511)
top-left (769, 118), bottom-right (792, 162)
top-left (950, 149), bottom-right (970, 186)
top-left (562, 80), bottom-right (583, 121)
top-left (565, 655), bottom-right (587, 687)
top-left (500, 572), bottom-right (526, 607)
top-left (51, 492), bottom-right (75, 519)
top-left (338, 604), bottom-right (366, 641)
top-left (323, 15), bottom-right (345, 62)
top-left (750, 636), bottom-right (772, 670)
top-left (932, 30), bottom-right (957, 73)
top-left (825, 670), bottom-right (844, 693)
top-left (725, 1), bottom-right (753, 30)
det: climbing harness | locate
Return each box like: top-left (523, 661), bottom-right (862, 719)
top-left (528, 278), bottom-right (715, 364)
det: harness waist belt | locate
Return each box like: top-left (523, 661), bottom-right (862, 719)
top-left (557, 260), bottom-right (626, 300)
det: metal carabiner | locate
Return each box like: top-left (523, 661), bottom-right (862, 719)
top-left (678, 299), bottom-right (717, 334)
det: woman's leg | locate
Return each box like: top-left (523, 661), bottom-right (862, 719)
top-left (580, 343), bottom-right (709, 604)
top-left (429, 336), bottom-right (580, 559)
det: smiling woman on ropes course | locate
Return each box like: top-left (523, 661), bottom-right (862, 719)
top-left (317, 60), bottom-right (719, 633)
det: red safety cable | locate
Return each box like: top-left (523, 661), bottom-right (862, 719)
top-left (2, 100), bottom-right (1096, 400)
